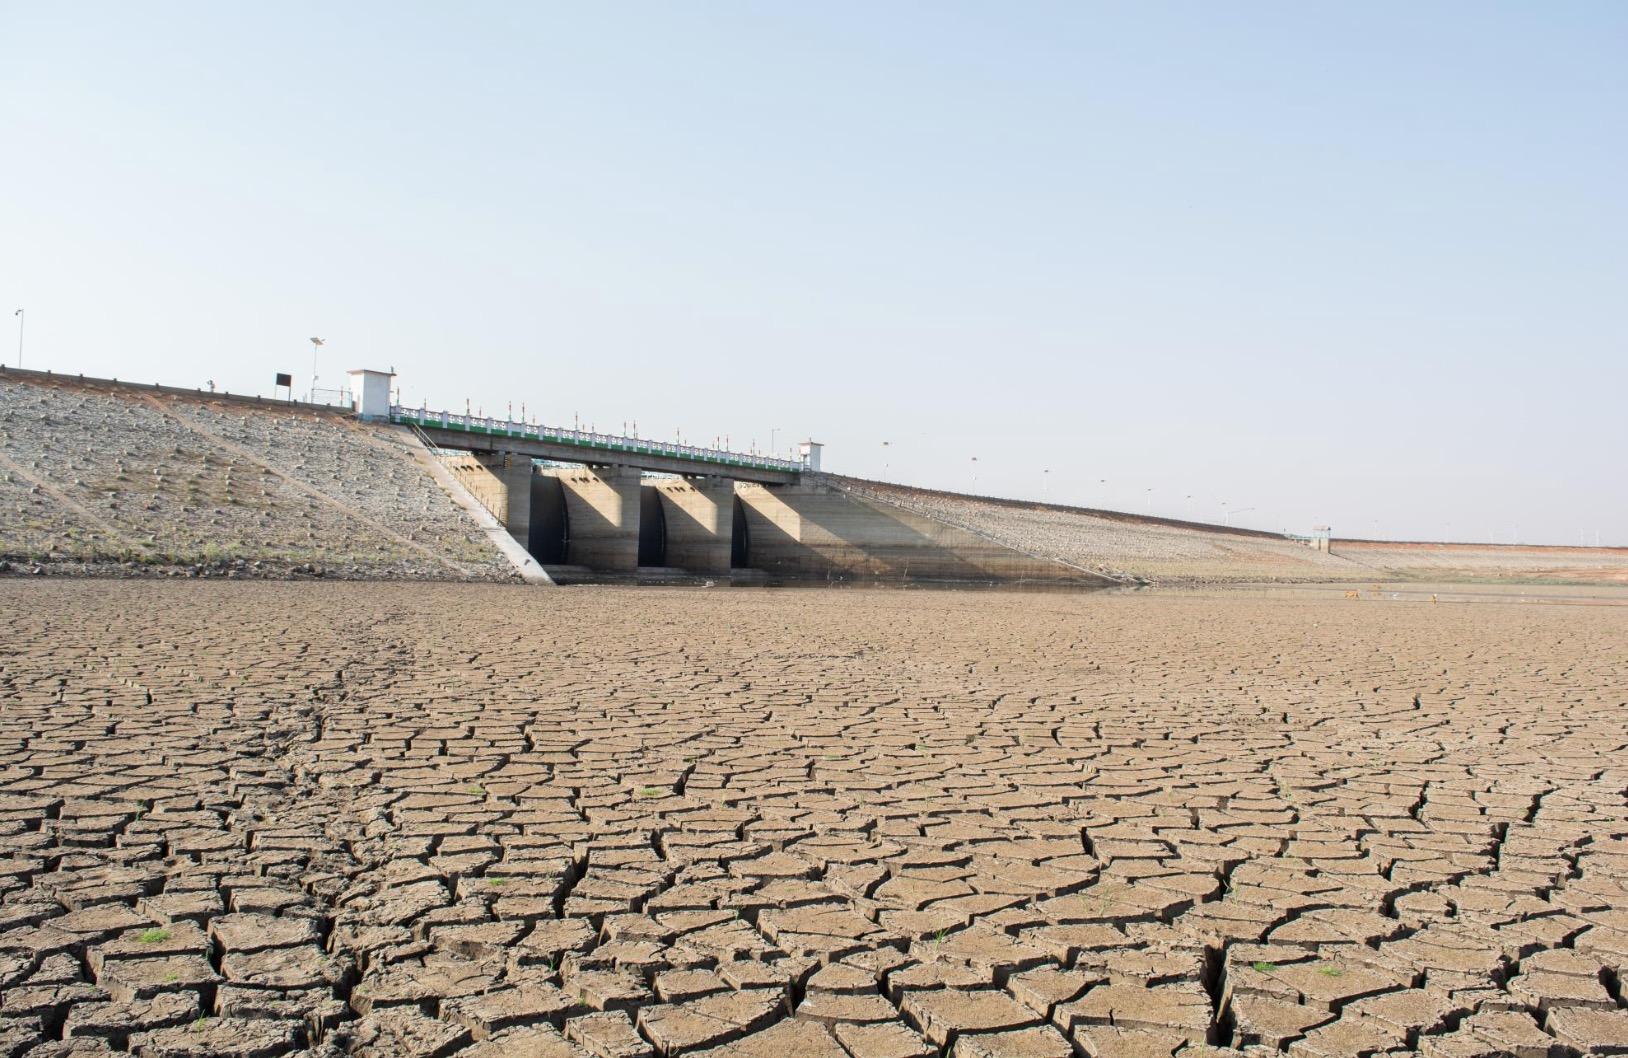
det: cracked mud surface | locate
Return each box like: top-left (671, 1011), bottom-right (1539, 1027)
top-left (1, 581), bottom-right (1625, 1057)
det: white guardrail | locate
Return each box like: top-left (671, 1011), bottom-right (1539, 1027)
top-left (391, 406), bottom-right (803, 474)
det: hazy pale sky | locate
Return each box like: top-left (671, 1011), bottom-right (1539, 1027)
top-left (3, 2), bottom-right (1624, 544)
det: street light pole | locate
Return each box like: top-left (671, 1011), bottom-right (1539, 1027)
top-left (308, 336), bottom-right (325, 402)
top-left (12, 309), bottom-right (21, 368)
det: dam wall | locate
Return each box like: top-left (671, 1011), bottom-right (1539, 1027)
top-left (653, 476), bottom-right (734, 575)
top-left (14, 367), bottom-right (1623, 589)
top-left (515, 467), bottom-right (1101, 586)
top-left (552, 465), bottom-right (642, 572)
top-left (475, 452), bottom-right (534, 549)
top-left (439, 451), bottom-right (509, 521)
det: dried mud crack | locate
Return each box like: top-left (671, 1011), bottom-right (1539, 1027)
top-left (1, 580), bottom-right (1626, 1057)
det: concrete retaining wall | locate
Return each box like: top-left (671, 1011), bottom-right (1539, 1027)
top-left (440, 453), bottom-right (507, 522)
top-left (653, 477), bottom-right (735, 574)
top-left (549, 466), bottom-right (641, 571)
top-left (475, 453), bottom-right (534, 550)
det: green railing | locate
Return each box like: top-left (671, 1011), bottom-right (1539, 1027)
top-left (392, 406), bottom-right (802, 474)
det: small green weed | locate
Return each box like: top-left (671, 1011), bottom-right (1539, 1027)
top-left (1251, 961), bottom-right (1276, 973)
top-left (1318, 965), bottom-right (1343, 977)
top-left (138, 928), bottom-right (172, 944)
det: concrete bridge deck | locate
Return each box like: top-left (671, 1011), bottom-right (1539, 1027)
top-left (392, 406), bottom-right (802, 484)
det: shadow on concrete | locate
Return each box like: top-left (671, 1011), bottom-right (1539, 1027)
top-left (527, 473), bottom-right (568, 564)
top-left (731, 496), bottom-right (750, 569)
top-left (638, 486), bottom-right (666, 567)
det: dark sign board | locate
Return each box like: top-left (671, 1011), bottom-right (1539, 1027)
top-left (275, 373), bottom-right (293, 388)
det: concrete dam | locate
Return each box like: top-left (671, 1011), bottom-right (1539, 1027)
top-left (377, 383), bottom-right (1112, 588)
top-left (435, 451), bottom-right (1110, 588)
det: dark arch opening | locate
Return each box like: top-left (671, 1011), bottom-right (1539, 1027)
top-left (731, 495), bottom-right (750, 568)
top-left (638, 485), bottom-right (666, 567)
top-left (528, 472), bottom-right (568, 564)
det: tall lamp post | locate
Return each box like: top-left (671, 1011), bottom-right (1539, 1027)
top-left (881, 441), bottom-right (891, 477)
top-left (308, 336), bottom-right (325, 402)
top-left (12, 309), bottom-right (21, 368)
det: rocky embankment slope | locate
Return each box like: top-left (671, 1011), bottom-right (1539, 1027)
top-left (832, 477), bottom-right (1360, 585)
top-left (835, 478), bottom-right (1628, 587)
top-left (0, 373), bottom-right (514, 581)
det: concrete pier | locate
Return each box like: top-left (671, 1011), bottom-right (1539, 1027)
top-left (475, 453), bottom-right (534, 549)
top-left (654, 476), bottom-right (736, 574)
top-left (440, 452), bottom-right (506, 520)
top-left (552, 466), bottom-right (642, 571)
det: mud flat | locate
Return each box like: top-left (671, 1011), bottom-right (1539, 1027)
top-left (1, 581), bottom-right (1625, 1056)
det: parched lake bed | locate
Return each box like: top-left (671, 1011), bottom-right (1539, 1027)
top-left (1, 581), bottom-right (1625, 1056)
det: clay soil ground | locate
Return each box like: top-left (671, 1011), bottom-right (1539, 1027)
top-left (0, 581), bottom-right (1625, 1057)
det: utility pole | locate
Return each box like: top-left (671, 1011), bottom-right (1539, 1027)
top-left (12, 309), bottom-right (21, 368)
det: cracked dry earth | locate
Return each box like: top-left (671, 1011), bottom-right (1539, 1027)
top-left (1, 583), bottom-right (1626, 1058)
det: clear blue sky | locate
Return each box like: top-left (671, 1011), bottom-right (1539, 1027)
top-left (3, 2), bottom-right (1624, 544)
